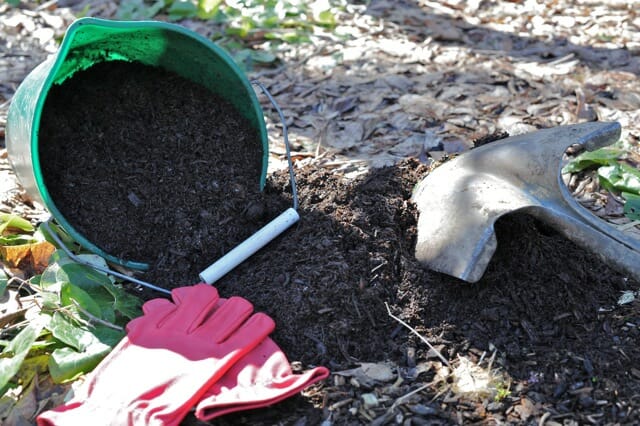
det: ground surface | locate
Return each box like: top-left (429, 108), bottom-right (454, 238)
top-left (2, 1), bottom-right (640, 425)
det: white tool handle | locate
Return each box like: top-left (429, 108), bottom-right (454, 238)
top-left (199, 208), bottom-right (300, 284)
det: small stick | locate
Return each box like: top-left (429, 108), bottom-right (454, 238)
top-left (391, 382), bottom-right (433, 410)
top-left (71, 300), bottom-right (124, 331)
top-left (385, 302), bottom-right (449, 366)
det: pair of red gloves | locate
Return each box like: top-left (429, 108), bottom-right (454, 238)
top-left (37, 284), bottom-right (329, 425)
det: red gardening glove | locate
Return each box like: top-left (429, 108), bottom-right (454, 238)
top-left (37, 284), bottom-right (275, 426)
top-left (146, 287), bottom-right (330, 421)
top-left (196, 336), bottom-right (329, 421)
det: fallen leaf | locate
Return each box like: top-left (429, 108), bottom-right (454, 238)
top-left (0, 240), bottom-right (56, 274)
top-left (335, 362), bottom-right (396, 388)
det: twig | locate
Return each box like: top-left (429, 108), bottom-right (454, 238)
top-left (70, 300), bottom-right (124, 331)
top-left (391, 382), bottom-right (433, 410)
top-left (385, 302), bottom-right (449, 366)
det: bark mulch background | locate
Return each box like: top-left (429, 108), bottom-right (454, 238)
top-left (37, 61), bottom-right (640, 424)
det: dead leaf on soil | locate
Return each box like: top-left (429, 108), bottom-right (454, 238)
top-left (335, 362), bottom-right (397, 388)
top-left (0, 241), bottom-right (56, 274)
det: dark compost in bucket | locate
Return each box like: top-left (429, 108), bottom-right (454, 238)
top-left (38, 60), bottom-right (281, 284)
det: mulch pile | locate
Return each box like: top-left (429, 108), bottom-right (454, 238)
top-left (39, 60), bottom-right (268, 271)
top-left (36, 61), bottom-right (640, 425)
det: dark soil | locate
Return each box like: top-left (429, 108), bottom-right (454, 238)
top-left (202, 163), bottom-right (640, 425)
top-left (39, 60), bottom-right (269, 272)
top-left (37, 61), bottom-right (640, 425)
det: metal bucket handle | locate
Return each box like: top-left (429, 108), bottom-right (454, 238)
top-left (43, 81), bottom-right (298, 295)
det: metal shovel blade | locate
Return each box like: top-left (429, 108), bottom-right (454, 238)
top-left (412, 121), bottom-right (640, 283)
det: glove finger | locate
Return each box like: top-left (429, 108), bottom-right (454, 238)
top-left (160, 284), bottom-right (220, 333)
top-left (196, 367), bottom-right (329, 421)
top-left (171, 285), bottom-right (226, 310)
top-left (169, 285), bottom-right (191, 304)
top-left (126, 298), bottom-right (177, 335)
top-left (193, 296), bottom-right (254, 342)
top-left (216, 311), bottom-right (275, 354)
top-left (143, 298), bottom-right (175, 315)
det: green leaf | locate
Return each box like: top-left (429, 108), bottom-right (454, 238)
top-left (116, 0), bottom-right (165, 19)
top-left (168, 0), bottom-right (199, 19)
top-left (0, 269), bottom-right (7, 296)
top-left (40, 257), bottom-right (113, 292)
top-left (48, 312), bottom-right (96, 352)
top-left (38, 290), bottom-right (60, 312)
top-left (0, 316), bottom-right (48, 390)
top-left (198, 0), bottom-right (222, 15)
top-left (562, 147), bottom-right (624, 174)
top-left (265, 31), bottom-right (310, 43)
top-left (0, 214), bottom-right (33, 235)
top-left (48, 321), bottom-right (123, 383)
top-left (48, 342), bottom-right (112, 383)
top-left (104, 285), bottom-right (142, 320)
top-left (622, 192), bottom-right (640, 220)
top-left (0, 234), bottom-right (36, 246)
top-left (251, 49), bottom-right (277, 63)
top-left (598, 163), bottom-right (640, 194)
top-left (61, 282), bottom-right (115, 323)
top-left (38, 222), bottom-right (76, 250)
top-left (39, 256), bottom-right (141, 323)
top-left (91, 325), bottom-right (126, 349)
top-left (315, 10), bottom-right (336, 27)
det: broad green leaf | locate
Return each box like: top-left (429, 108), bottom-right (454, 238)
top-left (39, 255), bottom-right (141, 322)
top-left (75, 254), bottom-right (110, 273)
top-left (102, 285), bottom-right (142, 320)
top-left (168, 0), bottom-right (199, 20)
top-left (0, 234), bottom-right (36, 246)
top-left (75, 254), bottom-right (116, 284)
top-left (40, 258), bottom-right (113, 292)
top-left (38, 290), bottom-right (60, 312)
top-left (92, 325), bottom-right (126, 349)
top-left (61, 282), bottom-right (115, 323)
top-left (598, 163), bottom-right (640, 194)
top-left (622, 192), bottom-right (640, 220)
top-left (562, 147), bottom-right (624, 174)
top-left (48, 312), bottom-right (97, 352)
top-left (261, 15), bottom-right (281, 29)
top-left (48, 342), bottom-right (111, 383)
top-left (266, 31), bottom-right (310, 43)
top-left (0, 214), bottom-right (33, 235)
top-left (48, 323), bottom-right (123, 383)
top-left (0, 316), bottom-right (48, 390)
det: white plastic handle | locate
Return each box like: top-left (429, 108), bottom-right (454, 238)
top-left (199, 208), bottom-right (300, 284)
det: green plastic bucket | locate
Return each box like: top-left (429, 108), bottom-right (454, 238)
top-left (6, 17), bottom-right (269, 270)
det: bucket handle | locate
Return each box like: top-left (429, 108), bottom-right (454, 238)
top-left (42, 81), bottom-right (298, 295)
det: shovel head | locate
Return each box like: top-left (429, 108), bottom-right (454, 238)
top-left (412, 122), bottom-right (640, 283)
